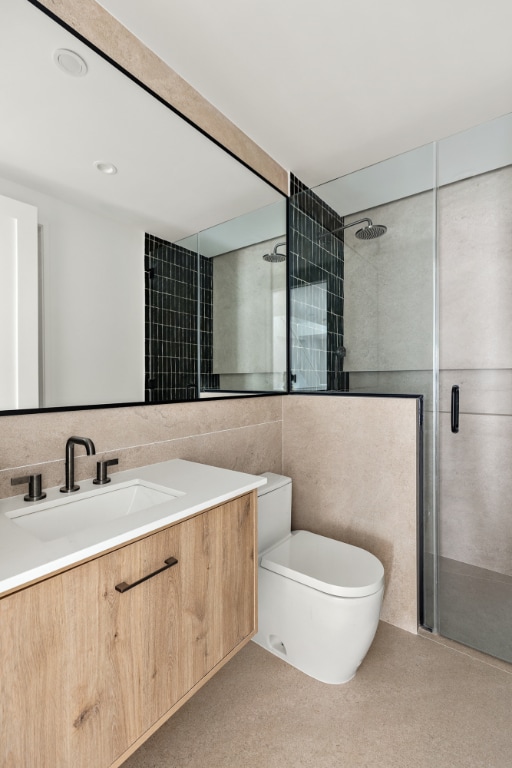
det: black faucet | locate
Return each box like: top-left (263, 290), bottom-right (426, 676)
top-left (60, 436), bottom-right (96, 493)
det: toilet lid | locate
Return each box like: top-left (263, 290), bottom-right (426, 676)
top-left (260, 531), bottom-right (385, 598)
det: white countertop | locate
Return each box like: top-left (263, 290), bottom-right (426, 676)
top-left (0, 459), bottom-right (267, 596)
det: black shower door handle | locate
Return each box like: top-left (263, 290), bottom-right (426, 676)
top-left (451, 385), bottom-right (459, 433)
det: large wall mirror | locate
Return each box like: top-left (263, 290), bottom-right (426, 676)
top-left (0, 0), bottom-right (287, 414)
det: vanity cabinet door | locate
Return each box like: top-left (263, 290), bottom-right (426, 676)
top-left (0, 492), bottom-right (256, 768)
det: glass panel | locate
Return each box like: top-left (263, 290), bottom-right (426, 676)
top-left (290, 146), bottom-right (436, 396)
top-left (437, 114), bottom-right (512, 660)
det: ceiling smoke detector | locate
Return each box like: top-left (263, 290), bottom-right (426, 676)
top-left (53, 48), bottom-right (88, 77)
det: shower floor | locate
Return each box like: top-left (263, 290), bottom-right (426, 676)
top-left (438, 556), bottom-right (512, 663)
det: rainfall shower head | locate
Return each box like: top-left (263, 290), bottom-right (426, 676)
top-left (355, 222), bottom-right (387, 240)
top-left (318, 217), bottom-right (387, 241)
top-left (263, 242), bottom-right (286, 262)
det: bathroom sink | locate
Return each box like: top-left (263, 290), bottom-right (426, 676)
top-left (6, 480), bottom-right (182, 542)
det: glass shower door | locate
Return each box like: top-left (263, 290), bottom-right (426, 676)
top-left (437, 118), bottom-right (512, 660)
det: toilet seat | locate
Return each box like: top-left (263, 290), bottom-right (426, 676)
top-left (260, 530), bottom-right (384, 598)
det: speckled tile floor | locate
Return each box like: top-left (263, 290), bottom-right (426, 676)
top-left (123, 621), bottom-right (512, 768)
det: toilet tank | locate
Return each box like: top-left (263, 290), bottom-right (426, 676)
top-left (257, 473), bottom-right (292, 554)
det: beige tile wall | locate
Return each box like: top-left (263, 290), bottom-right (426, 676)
top-left (0, 397), bottom-right (284, 499)
top-left (36, 0), bottom-right (288, 195)
top-left (282, 395), bottom-right (419, 633)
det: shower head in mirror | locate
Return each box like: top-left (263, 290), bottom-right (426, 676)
top-left (319, 218), bottom-right (387, 241)
top-left (262, 242), bottom-right (286, 262)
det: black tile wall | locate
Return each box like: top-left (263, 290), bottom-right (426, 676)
top-left (144, 234), bottom-right (218, 403)
top-left (289, 174), bottom-right (347, 391)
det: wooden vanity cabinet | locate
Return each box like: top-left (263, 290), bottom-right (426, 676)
top-left (0, 492), bottom-right (256, 768)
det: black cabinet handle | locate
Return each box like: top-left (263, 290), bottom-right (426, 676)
top-left (115, 556), bottom-right (178, 593)
top-left (451, 385), bottom-right (459, 433)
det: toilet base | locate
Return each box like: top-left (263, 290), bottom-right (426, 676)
top-left (253, 565), bottom-right (384, 684)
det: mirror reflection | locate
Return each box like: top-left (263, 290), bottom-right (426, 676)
top-left (199, 204), bottom-right (287, 396)
top-left (144, 200), bottom-right (287, 403)
top-left (0, 0), bottom-right (286, 413)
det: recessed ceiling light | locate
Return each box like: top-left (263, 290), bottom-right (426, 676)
top-left (53, 48), bottom-right (88, 77)
top-left (93, 161), bottom-right (118, 175)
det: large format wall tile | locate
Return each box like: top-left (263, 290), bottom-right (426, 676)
top-left (120, 421), bottom-right (283, 477)
top-left (0, 397), bottom-right (283, 498)
top-left (439, 411), bottom-right (512, 576)
top-left (439, 369), bottom-right (512, 417)
top-left (439, 166), bottom-right (512, 371)
top-left (349, 371), bottom-right (434, 409)
top-left (282, 395), bottom-right (419, 633)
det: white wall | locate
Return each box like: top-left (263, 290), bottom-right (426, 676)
top-left (0, 177), bottom-right (144, 407)
top-left (0, 195), bottom-right (39, 409)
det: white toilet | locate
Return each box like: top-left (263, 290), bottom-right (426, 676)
top-left (252, 472), bottom-right (385, 684)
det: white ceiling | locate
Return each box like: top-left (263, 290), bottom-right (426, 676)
top-left (96, 0), bottom-right (512, 188)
